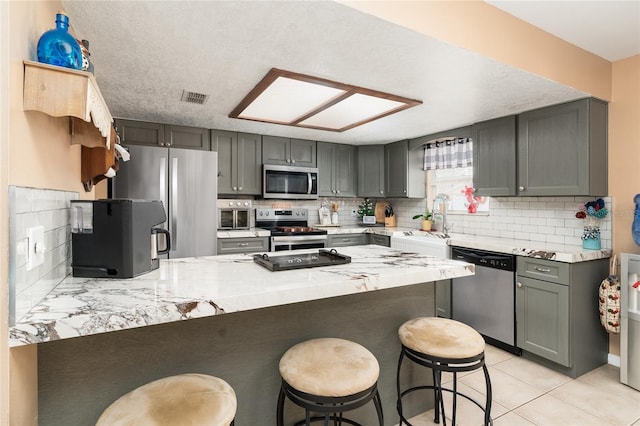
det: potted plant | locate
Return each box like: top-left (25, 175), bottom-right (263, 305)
top-left (412, 208), bottom-right (433, 231)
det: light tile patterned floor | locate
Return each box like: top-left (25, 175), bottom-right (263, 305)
top-left (398, 345), bottom-right (640, 426)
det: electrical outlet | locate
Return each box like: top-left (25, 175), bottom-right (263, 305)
top-left (351, 209), bottom-right (357, 217)
top-left (26, 225), bottom-right (45, 271)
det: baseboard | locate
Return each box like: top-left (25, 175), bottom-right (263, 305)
top-left (608, 353), bottom-right (621, 367)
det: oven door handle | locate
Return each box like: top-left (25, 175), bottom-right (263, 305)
top-left (271, 235), bottom-right (327, 243)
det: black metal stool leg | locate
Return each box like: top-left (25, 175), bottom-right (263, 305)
top-left (373, 389), bottom-right (384, 426)
top-left (277, 385), bottom-right (286, 426)
top-left (433, 368), bottom-right (440, 424)
top-left (483, 363), bottom-right (493, 426)
top-left (396, 350), bottom-right (406, 425)
top-left (434, 368), bottom-right (446, 426)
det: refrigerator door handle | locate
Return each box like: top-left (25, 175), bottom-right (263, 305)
top-left (171, 156), bottom-right (178, 251)
top-left (160, 156), bottom-right (167, 224)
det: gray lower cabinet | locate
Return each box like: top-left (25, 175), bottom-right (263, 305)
top-left (317, 142), bottom-right (357, 197)
top-left (262, 135), bottom-right (316, 167)
top-left (213, 130), bottom-right (262, 196)
top-left (357, 145), bottom-right (385, 198)
top-left (472, 116), bottom-right (517, 196)
top-left (217, 237), bottom-right (268, 255)
top-left (516, 257), bottom-right (609, 377)
top-left (369, 234), bottom-right (390, 247)
top-left (114, 119), bottom-right (210, 150)
top-left (385, 140), bottom-right (425, 198)
top-left (327, 233), bottom-right (368, 248)
top-left (517, 98), bottom-right (607, 196)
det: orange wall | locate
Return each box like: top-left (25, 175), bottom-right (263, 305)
top-left (2, 1), bottom-right (97, 425)
top-left (609, 55), bottom-right (640, 254)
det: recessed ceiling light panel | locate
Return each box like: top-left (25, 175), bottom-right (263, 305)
top-left (229, 68), bottom-right (421, 132)
top-left (238, 77), bottom-right (346, 123)
top-left (298, 93), bottom-right (406, 130)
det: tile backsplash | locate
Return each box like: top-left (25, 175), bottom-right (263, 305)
top-left (9, 186), bottom-right (78, 324)
top-left (253, 196), bottom-right (612, 250)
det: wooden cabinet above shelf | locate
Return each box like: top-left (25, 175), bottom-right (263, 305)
top-left (23, 60), bottom-right (113, 149)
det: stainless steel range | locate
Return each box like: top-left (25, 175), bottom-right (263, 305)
top-left (255, 208), bottom-right (327, 252)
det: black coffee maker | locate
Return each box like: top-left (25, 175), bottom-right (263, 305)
top-left (71, 199), bottom-right (170, 278)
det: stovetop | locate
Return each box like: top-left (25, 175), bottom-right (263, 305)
top-left (253, 249), bottom-right (351, 271)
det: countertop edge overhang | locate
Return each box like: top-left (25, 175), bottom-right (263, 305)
top-left (9, 245), bottom-right (473, 347)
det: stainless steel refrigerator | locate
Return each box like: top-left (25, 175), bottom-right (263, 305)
top-left (112, 145), bottom-right (217, 258)
top-left (621, 253), bottom-right (640, 391)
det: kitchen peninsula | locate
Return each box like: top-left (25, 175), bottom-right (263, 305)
top-left (12, 245), bottom-right (473, 425)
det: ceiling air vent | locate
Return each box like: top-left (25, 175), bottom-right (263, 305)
top-left (181, 90), bottom-right (209, 105)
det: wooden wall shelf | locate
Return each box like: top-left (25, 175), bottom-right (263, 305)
top-left (23, 60), bottom-right (113, 149)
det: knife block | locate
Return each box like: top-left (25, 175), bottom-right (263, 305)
top-left (384, 216), bottom-right (397, 227)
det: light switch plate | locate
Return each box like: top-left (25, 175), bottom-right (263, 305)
top-left (26, 225), bottom-right (45, 271)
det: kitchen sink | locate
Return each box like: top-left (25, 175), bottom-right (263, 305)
top-left (390, 235), bottom-right (450, 258)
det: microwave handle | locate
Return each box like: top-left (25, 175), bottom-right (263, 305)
top-left (308, 173), bottom-right (312, 195)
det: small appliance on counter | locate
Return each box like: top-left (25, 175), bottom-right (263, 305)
top-left (217, 199), bottom-right (252, 230)
top-left (70, 199), bottom-right (170, 278)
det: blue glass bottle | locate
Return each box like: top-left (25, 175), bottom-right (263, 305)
top-left (37, 12), bottom-right (83, 70)
top-left (633, 194), bottom-right (640, 246)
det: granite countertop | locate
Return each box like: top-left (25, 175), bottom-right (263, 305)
top-left (9, 245), bottom-right (474, 347)
top-left (390, 231), bottom-right (611, 263)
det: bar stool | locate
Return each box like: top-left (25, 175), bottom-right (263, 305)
top-left (276, 337), bottom-right (384, 426)
top-left (396, 317), bottom-right (492, 426)
top-left (96, 373), bottom-right (236, 426)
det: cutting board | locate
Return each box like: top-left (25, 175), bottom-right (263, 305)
top-left (375, 202), bottom-right (390, 224)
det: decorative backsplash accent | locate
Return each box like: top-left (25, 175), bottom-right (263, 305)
top-left (9, 186), bottom-right (78, 325)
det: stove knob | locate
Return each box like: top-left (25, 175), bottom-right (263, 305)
top-left (295, 211), bottom-right (300, 216)
top-left (243, 202), bottom-right (249, 207)
top-left (229, 202), bottom-right (234, 206)
top-left (301, 211), bottom-right (306, 216)
top-left (259, 211), bottom-right (263, 216)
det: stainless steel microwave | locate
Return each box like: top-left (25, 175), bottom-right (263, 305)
top-left (263, 165), bottom-right (319, 199)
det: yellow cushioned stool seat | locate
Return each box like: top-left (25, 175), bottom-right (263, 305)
top-left (396, 317), bottom-right (493, 426)
top-left (279, 337), bottom-right (380, 397)
top-left (277, 337), bottom-right (384, 426)
top-left (96, 373), bottom-right (236, 426)
top-left (399, 317), bottom-right (485, 359)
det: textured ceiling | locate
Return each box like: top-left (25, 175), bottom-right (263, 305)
top-left (62, 1), bottom-right (588, 145)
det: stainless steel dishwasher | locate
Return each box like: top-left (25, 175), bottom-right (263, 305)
top-left (451, 247), bottom-right (520, 354)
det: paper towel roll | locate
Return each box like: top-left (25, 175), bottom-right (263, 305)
top-left (114, 144), bottom-right (130, 161)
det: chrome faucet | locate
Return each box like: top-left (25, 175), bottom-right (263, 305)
top-left (433, 193), bottom-right (451, 237)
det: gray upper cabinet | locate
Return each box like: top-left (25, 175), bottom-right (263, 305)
top-left (385, 140), bottom-right (425, 198)
top-left (472, 116), bottom-right (517, 196)
top-left (213, 130), bottom-right (262, 196)
top-left (317, 142), bottom-right (357, 197)
top-left (517, 98), bottom-right (607, 196)
top-left (114, 119), bottom-right (210, 150)
top-left (357, 145), bottom-right (385, 198)
top-left (262, 135), bottom-right (316, 167)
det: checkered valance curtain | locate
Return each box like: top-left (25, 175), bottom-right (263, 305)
top-left (423, 138), bottom-right (473, 170)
